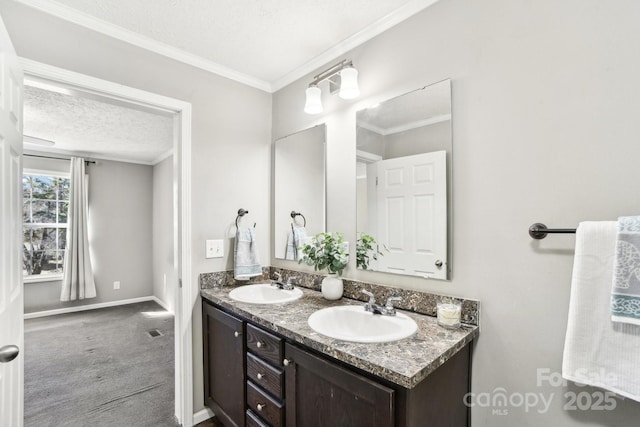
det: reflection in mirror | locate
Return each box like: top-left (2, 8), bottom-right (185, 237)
top-left (356, 80), bottom-right (451, 280)
top-left (274, 124), bottom-right (326, 260)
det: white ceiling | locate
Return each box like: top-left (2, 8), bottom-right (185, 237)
top-left (15, 0), bottom-right (441, 91)
top-left (18, 0), bottom-right (442, 162)
top-left (24, 82), bottom-right (174, 164)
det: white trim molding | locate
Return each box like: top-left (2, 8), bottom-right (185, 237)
top-left (14, 0), bottom-right (441, 93)
top-left (271, 0), bottom-right (442, 91)
top-left (14, 0), bottom-right (271, 92)
top-left (192, 408), bottom-right (214, 426)
top-left (20, 59), bottom-right (194, 427)
top-left (23, 296), bottom-right (167, 319)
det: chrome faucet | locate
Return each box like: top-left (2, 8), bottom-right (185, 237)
top-left (361, 290), bottom-right (401, 316)
top-left (271, 272), bottom-right (295, 290)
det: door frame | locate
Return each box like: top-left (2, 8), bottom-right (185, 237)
top-left (20, 58), bottom-right (194, 426)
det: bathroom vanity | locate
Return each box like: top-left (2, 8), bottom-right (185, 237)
top-left (202, 285), bottom-right (477, 427)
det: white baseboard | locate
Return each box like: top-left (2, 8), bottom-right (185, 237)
top-left (24, 295), bottom-right (171, 319)
top-left (192, 408), bottom-right (214, 425)
top-left (151, 296), bottom-right (172, 313)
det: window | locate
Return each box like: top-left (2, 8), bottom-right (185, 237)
top-left (22, 172), bottom-right (70, 280)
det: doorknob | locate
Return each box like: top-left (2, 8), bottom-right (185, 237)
top-left (0, 345), bottom-right (19, 363)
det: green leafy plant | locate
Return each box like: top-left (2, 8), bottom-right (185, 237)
top-left (299, 232), bottom-right (349, 276)
top-left (356, 233), bottom-right (384, 270)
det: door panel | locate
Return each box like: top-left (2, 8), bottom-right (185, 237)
top-left (374, 151), bottom-right (447, 279)
top-left (0, 14), bottom-right (24, 427)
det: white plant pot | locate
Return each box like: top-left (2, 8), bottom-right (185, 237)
top-left (321, 274), bottom-right (343, 300)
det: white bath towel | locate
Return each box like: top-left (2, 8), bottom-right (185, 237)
top-left (234, 226), bottom-right (262, 280)
top-left (562, 221), bottom-right (640, 402)
top-left (611, 216), bottom-right (640, 325)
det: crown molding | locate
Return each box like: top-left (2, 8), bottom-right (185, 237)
top-left (15, 0), bottom-right (440, 94)
top-left (271, 0), bottom-right (441, 91)
top-left (14, 0), bottom-right (272, 92)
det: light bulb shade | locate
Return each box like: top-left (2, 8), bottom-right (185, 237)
top-left (339, 66), bottom-right (360, 99)
top-left (304, 85), bottom-right (323, 114)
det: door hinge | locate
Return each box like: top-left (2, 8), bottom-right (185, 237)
top-left (375, 176), bottom-right (378, 186)
top-left (179, 278), bottom-right (183, 288)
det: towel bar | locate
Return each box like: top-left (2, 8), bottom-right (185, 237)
top-left (529, 223), bottom-right (576, 239)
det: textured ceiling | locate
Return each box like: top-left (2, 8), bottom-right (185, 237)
top-left (24, 84), bottom-right (174, 164)
top-left (17, 0), bottom-right (439, 90)
top-left (358, 80), bottom-right (451, 133)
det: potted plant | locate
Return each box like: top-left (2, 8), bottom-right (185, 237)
top-left (356, 233), bottom-right (384, 270)
top-left (299, 232), bottom-right (349, 300)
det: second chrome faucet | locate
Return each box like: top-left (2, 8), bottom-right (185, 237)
top-left (361, 289), bottom-right (402, 316)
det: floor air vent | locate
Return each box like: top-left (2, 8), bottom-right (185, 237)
top-left (147, 329), bottom-right (163, 338)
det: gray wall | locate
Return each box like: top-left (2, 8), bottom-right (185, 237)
top-left (272, 0), bottom-right (640, 425)
top-left (23, 156), bottom-right (154, 313)
top-left (0, 1), bottom-right (272, 413)
top-left (153, 155), bottom-right (176, 312)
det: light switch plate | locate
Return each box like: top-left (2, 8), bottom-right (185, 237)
top-left (206, 239), bottom-right (224, 258)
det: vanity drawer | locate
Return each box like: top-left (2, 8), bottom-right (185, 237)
top-left (247, 352), bottom-right (284, 399)
top-left (246, 323), bottom-right (283, 367)
top-left (247, 381), bottom-right (284, 427)
top-left (246, 409), bottom-right (269, 427)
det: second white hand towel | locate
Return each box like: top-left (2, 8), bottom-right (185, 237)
top-left (562, 221), bottom-right (640, 402)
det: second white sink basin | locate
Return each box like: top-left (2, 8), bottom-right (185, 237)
top-left (308, 305), bottom-right (418, 343)
top-left (228, 283), bottom-right (303, 304)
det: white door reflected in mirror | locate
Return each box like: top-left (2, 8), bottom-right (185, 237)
top-left (356, 80), bottom-right (451, 280)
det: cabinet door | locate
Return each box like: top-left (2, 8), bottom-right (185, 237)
top-left (203, 302), bottom-right (245, 427)
top-left (284, 343), bottom-right (394, 427)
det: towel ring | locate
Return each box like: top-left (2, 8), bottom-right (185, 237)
top-left (290, 211), bottom-right (306, 227)
top-left (236, 208), bottom-right (249, 228)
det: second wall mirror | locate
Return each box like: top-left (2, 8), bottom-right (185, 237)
top-left (274, 124), bottom-right (326, 260)
top-left (356, 79), bottom-right (452, 280)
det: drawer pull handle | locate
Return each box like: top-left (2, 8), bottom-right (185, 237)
top-left (256, 373), bottom-right (264, 380)
top-left (256, 403), bottom-right (265, 412)
top-left (256, 341), bottom-right (264, 348)
top-left (234, 331), bottom-right (240, 338)
top-left (283, 358), bottom-right (291, 367)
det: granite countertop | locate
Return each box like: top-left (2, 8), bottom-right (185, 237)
top-left (201, 286), bottom-right (478, 389)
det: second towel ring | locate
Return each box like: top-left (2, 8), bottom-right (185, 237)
top-left (290, 211), bottom-right (306, 227)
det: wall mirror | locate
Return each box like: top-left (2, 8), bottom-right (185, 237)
top-left (356, 79), bottom-right (452, 280)
top-left (274, 124), bottom-right (326, 260)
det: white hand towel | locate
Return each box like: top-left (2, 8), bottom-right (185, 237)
top-left (562, 221), bottom-right (640, 402)
top-left (234, 226), bottom-right (262, 280)
top-left (285, 225), bottom-right (308, 261)
top-left (612, 216), bottom-right (640, 325)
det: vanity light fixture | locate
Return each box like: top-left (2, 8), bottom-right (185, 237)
top-left (304, 59), bottom-right (360, 114)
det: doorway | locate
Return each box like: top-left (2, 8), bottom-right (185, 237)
top-left (20, 59), bottom-right (193, 426)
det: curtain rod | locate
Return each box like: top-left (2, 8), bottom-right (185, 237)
top-left (23, 153), bottom-right (96, 165)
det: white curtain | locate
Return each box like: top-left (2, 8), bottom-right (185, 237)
top-left (60, 157), bottom-right (96, 301)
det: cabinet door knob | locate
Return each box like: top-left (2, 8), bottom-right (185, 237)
top-left (256, 341), bottom-right (263, 348)
top-left (256, 373), bottom-right (264, 380)
top-left (283, 358), bottom-right (291, 367)
top-left (256, 403), bottom-right (265, 412)
top-left (234, 331), bottom-right (240, 338)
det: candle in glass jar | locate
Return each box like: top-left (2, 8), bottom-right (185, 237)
top-left (437, 303), bottom-right (461, 329)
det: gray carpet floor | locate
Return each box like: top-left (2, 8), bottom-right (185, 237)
top-left (24, 300), bottom-right (177, 427)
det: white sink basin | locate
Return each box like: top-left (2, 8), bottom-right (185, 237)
top-left (308, 305), bottom-right (418, 343)
top-left (228, 283), bottom-right (303, 304)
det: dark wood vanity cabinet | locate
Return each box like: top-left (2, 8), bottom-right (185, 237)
top-left (284, 343), bottom-right (395, 427)
top-left (203, 302), bottom-right (245, 427)
top-left (203, 300), bottom-right (471, 427)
